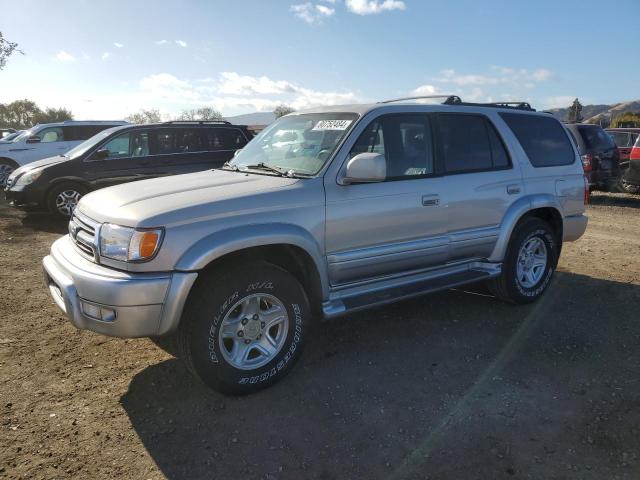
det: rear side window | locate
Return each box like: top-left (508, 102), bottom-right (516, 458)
top-left (437, 114), bottom-right (510, 173)
top-left (578, 126), bottom-right (615, 150)
top-left (150, 128), bottom-right (206, 154)
top-left (500, 113), bottom-right (574, 167)
top-left (203, 128), bottom-right (248, 150)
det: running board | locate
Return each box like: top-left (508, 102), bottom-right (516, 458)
top-left (322, 263), bottom-right (501, 319)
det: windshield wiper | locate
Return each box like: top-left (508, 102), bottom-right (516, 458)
top-left (220, 161), bottom-right (240, 171)
top-left (242, 163), bottom-right (294, 177)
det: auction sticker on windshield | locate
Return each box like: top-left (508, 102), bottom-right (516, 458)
top-left (312, 120), bottom-right (352, 131)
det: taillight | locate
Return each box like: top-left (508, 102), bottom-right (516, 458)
top-left (581, 153), bottom-right (593, 172)
top-left (583, 175), bottom-right (590, 205)
top-left (630, 147), bottom-right (640, 161)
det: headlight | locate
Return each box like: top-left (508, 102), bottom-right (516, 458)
top-left (99, 223), bottom-right (163, 262)
top-left (14, 168), bottom-right (43, 186)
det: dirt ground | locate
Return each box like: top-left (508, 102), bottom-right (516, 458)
top-left (1, 192), bottom-right (639, 480)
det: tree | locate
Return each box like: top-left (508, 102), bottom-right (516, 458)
top-left (0, 100), bottom-right (73, 128)
top-left (177, 107), bottom-right (223, 121)
top-left (567, 98), bottom-right (583, 123)
top-left (125, 109), bottom-right (162, 124)
top-left (274, 105), bottom-right (295, 118)
top-left (0, 31), bottom-right (22, 70)
top-left (610, 112), bottom-right (640, 129)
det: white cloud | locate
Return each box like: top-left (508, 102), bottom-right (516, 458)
top-left (433, 66), bottom-right (553, 88)
top-left (410, 84), bottom-right (440, 96)
top-left (345, 0), bottom-right (406, 15)
top-left (154, 39), bottom-right (169, 45)
top-left (114, 42), bottom-right (124, 48)
top-left (175, 40), bottom-right (188, 48)
top-left (101, 52), bottom-right (111, 60)
top-left (543, 96), bottom-right (575, 109)
top-left (55, 50), bottom-right (75, 62)
top-left (139, 73), bottom-right (200, 100)
top-left (291, 2), bottom-right (335, 23)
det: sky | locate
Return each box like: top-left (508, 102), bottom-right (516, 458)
top-left (0, 0), bottom-right (638, 120)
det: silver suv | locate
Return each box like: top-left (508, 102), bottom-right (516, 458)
top-left (43, 96), bottom-right (588, 394)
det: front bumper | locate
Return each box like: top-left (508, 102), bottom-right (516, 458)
top-left (43, 236), bottom-right (198, 338)
top-left (4, 186), bottom-right (44, 210)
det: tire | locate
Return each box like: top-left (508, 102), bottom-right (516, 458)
top-left (0, 160), bottom-right (17, 188)
top-left (488, 217), bottom-right (558, 304)
top-left (46, 182), bottom-right (87, 219)
top-left (618, 179), bottom-right (640, 194)
top-left (176, 261), bottom-right (310, 395)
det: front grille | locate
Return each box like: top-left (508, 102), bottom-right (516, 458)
top-left (69, 210), bottom-right (99, 261)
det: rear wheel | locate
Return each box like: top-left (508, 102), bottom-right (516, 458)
top-left (46, 182), bottom-right (86, 219)
top-left (176, 262), bottom-right (310, 395)
top-left (489, 217), bottom-right (558, 304)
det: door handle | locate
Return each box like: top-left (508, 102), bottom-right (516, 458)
top-left (506, 184), bottom-right (521, 195)
top-left (422, 194), bottom-right (440, 206)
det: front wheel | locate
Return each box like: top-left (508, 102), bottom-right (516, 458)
top-left (177, 262), bottom-right (310, 394)
top-left (46, 182), bottom-right (87, 219)
top-left (489, 217), bottom-right (558, 304)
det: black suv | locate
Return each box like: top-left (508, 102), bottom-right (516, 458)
top-left (4, 121), bottom-right (252, 217)
top-left (564, 123), bottom-right (620, 190)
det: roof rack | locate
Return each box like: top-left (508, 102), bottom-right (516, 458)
top-left (379, 95), bottom-right (462, 105)
top-left (163, 120), bottom-right (232, 125)
top-left (447, 100), bottom-right (536, 111)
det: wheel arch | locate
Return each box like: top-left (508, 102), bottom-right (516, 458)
top-left (175, 224), bottom-right (329, 312)
top-left (0, 157), bottom-right (19, 168)
top-left (489, 195), bottom-right (564, 262)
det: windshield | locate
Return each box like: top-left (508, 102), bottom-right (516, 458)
top-left (229, 113), bottom-right (358, 176)
top-left (63, 126), bottom-right (125, 158)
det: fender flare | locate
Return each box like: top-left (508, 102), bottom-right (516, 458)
top-left (175, 223), bottom-right (330, 299)
top-left (488, 194), bottom-right (562, 262)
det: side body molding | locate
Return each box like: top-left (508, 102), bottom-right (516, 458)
top-left (175, 223), bottom-right (330, 299)
top-left (488, 194), bottom-right (562, 262)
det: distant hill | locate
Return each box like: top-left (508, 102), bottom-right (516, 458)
top-left (224, 111), bottom-right (276, 126)
top-left (548, 100), bottom-right (640, 124)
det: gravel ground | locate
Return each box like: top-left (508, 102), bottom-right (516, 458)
top-left (1, 192), bottom-right (639, 480)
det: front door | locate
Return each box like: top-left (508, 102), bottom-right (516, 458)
top-left (324, 113), bottom-right (449, 286)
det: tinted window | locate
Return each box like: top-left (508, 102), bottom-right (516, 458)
top-left (349, 114), bottom-right (434, 180)
top-left (203, 128), bottom-right (248, 151)
top-left (100, 131), bottom-right (149, 159)
top-left (149, 128), bottom-right (206, 154)
top-left (500, 113), bottom-right (574, 167)
top-left (578, 126), bottom-right (615, 150)
top-left (438, 114), bottom-right (509, 173)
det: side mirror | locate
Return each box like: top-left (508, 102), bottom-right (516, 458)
top-left (26, 135), bottom-right (41, 144)
top-left (234, 149), bottom-right (241, 157)
top-left (339, 152), bottom-right (386, 185)
top-left (92, 148), bottom-right (110, 160)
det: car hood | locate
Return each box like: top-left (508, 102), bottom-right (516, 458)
top-left (78, 169), bottom-right (311, 227)
top-left (10, 155), bottom-right (70, 178)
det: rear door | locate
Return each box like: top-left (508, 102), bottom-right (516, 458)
top-left (201, 127), bottom-right (250, 169)
top-left (433, 112), bottom-right (521, 262)
top-left (577, 125), bottom-right (619, 174)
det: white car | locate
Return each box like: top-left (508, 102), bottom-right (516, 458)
top-left (0, 121), bottom-right (126, 187)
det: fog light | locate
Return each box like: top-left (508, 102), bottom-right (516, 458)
top-left (81, 301), bottom-right (116, 322)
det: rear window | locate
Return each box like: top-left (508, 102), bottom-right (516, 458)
top-left (578, 126), bottom-right (615, 150)
top-left (500, 113), bottom-right (575, 167)
top-left (607, 131), bottom-right (632, 148)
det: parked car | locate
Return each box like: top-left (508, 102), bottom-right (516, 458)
top-left (0, 120), bottom-right (126, 187)
top-left (43, 97), bottom-right (587, 394)
top-left (564, 123), bottom-right (620, 190)
top-left (1, 128), bottom-right (17, 138)
top-left (5, 121), bottom-right (253, 218)
top-left (606, 128), bottom-right (640, 193)
top-left (0, 130), bottom-right (23, 143)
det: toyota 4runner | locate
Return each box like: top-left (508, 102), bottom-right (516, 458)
top-left (43, 96), bottom-right (588, 394)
